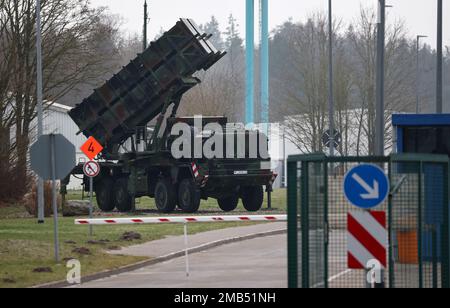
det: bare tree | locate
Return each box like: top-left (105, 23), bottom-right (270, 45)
top-left (118, 33), bottom-right (142, 66)
top-left (333, 34), bottom-right (354, 156)
top-left (1, 0), bottom-right (122, 199)
top-left (347, 7), bottom-right (415, 155)
top-left (275, 14), bottom-right (350, 154)
top-left (271, 7), bottom-right (416, 156)
top-left (0, 0), bottom-right (18, 201)
top-left (56, 11), bottom-right (124, 106)
top-left (180, 14), bottom-right (245, 122)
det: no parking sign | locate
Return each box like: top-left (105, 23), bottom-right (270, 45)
top-left (83, 160), bottom-right (100, 237)
top-left (83, 161), bottom-right (100, 178)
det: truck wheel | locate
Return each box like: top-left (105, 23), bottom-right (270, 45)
top-left (217, 195), bottom-right (239, 212)
top-left (241, 186), bottom-right (264, 212)
top-left (178, 179), bottom-right (201, 213)
top-left (114, 178), bottom-right (133, 212)
top-left (95, 177), bottom-right (115, 212)
top-left (155, 178), bottom-right (177, 213)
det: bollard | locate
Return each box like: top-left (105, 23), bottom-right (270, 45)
top-left (184, 223), bottom-right (190, 278)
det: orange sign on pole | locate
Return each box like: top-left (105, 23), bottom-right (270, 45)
top-left (81, 136), bottom-right (103, 160)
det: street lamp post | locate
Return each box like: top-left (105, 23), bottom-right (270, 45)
top-left (375, 1), bottom-right (392, 156)
top-left (143, 1), bottom-right (148, 52)
top-left (436, 0), bottom-right (443, 114)
top-left (416, 35), bottom-right (427, 114)
top-left (375, 0), bottom-right (386, 156)
top-left (328, 0), bottom-right (335, 157)
top-left (36, 0), bottom-right (45, 224)
top-left (282, 126), bottom-right (286, 188)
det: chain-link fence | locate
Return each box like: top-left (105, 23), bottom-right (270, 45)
top-left (288, 154), bottom-right (449, 288)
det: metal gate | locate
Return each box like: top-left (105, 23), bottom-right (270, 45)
top-left (287, 153), bottom-right (450, 288)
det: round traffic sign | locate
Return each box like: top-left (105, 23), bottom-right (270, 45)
top-left (343, 164), bottom-right (389, 209)
top-left (83, 161), bottom-right (100, 178)
top-left (322, 129), bottom-right (342, 149)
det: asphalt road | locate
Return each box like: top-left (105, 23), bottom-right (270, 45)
top-left (74, 234), bottom-right (287, 288)
top-left (70, 227), bottom-right (373, 288)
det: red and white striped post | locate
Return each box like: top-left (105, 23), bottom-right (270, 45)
top-left (75, 215), bottom-right (287, 225)
top-left (347, 211), bottom-right (387, 288)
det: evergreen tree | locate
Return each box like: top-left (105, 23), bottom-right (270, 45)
top-left (200, 16), bottom-right (223, 50)
top-left (224, 14), bottom-right (243, 51)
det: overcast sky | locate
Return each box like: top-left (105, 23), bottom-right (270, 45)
top-left (90, 0), bottom-right (450, 48)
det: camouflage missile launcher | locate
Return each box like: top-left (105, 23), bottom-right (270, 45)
top-left (65, 19), bottom-right (276, 213)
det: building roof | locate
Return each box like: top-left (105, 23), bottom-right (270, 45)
top-left (393, 114), bottom-right (450, 127)
top-left (45, 101), bottom-right (72, 113)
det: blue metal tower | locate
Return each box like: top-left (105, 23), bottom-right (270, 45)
top-left (246, 0), bottom-right (269, 127)
top-left (246, 0), bottom-right (255, 125)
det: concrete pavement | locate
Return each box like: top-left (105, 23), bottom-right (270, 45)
top-left (108, 222), bottom-right (286, 258)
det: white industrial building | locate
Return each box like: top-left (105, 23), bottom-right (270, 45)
top-left (5, 100), bottom-right (87, 189)
top-left (40, 102), bottom-right (87, 189)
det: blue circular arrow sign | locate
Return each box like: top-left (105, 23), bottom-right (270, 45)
top-left (343, 164), bottom-right (390, 209)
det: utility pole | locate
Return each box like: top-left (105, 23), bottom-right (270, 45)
top-left (328, 0), bottom-right (335, 157)
top-left (36, 0), bottom-right (45, 224)
top-left (246, 0), bottom-right (255, 125)
top-left (436, 0), bottom-right (443, 114)
top-left (375, 0), bottom-right (386, 156)
top-left (260, 0), bottom-right (269, 128)
top-left (143, 0), bottom-right (148, 52)
top-left (416, 35), bottom-right (427, 114)
top-left (282, 127), bottom-right (286, 188)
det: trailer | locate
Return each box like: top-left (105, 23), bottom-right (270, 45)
top-left (64, 19), bottom-right (276, 213)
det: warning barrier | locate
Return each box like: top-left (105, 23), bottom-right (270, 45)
top-left (76, 215), bottom-right (287, 225)
top-left (347, 211), bottom-right (387, 269)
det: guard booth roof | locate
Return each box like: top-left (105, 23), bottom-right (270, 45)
top-left (69, 18), bottom-right (226, 149)
top-left (392, 114), bottom-right (450, 156)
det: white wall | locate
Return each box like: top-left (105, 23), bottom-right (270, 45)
top-left (40, 103), bottom-right (87, 190)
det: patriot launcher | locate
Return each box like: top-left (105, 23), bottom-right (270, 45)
top-left (65, 19), bottom-right (276, 213)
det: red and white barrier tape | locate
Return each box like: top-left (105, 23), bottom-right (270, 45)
top-left (75, 215), bottom-right (287, 225)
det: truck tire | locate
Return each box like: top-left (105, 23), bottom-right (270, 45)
top-left (155, 178), bottom-right (177, 213)
top-left (178, 179), bottom-right (201, 213)
top-left (217, 195), bottom-right (239, 212)
top-left (241, 186), bottom-right (264, 212)
top-left (95, 177), bottom-right (115, 212)
top-left (114, 178), bottom-right (133, 212)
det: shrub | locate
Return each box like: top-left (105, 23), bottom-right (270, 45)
top-left (23, 181), bottom-right (61, 217)
top-left (0, 163), bottom-right (30, 203)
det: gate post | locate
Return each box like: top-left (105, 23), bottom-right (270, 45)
top-left (442, 161), bottom-right (450, 288)
top-left (301, 161), bottom-right (310, 288)
top-left (388, 159), bottom-right (395, 288)
top-left (323, 160), bottom-right (329, 289)
top-left (287, 160), bottom-right (298, 288)
top-left (418, 161), bottom-right (423, 288)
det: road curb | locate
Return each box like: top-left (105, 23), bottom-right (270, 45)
top-left (33, 228), bottom-right (287, 288)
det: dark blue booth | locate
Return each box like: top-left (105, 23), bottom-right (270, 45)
top-left (393, 114), bottom-right (450, 262)
top-left (393, 114), bottom-right (450, 155)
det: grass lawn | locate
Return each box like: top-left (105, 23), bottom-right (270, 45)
top-left (0, 189), bottom-right (286, 288)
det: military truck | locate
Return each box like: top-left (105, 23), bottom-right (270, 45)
top-left (65, 19), bottom-right (276, 213)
